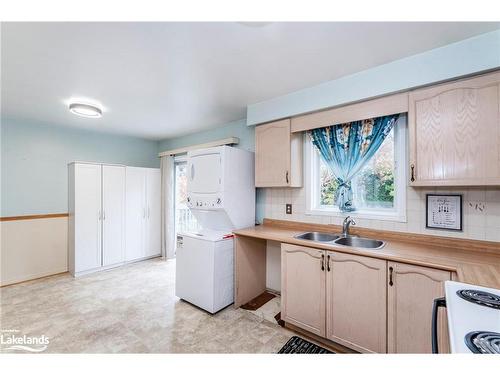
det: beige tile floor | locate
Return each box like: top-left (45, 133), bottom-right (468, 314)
top-left (0, 258), bottom-right (296, 353)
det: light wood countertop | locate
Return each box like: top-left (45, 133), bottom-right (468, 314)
top-left (233, 219), bottom-right (500, 290)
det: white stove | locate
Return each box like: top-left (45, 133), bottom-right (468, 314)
top-left (444, 281), bottom-right (500, 354)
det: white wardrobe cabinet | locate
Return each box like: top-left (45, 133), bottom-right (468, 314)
top-left (145, 168), bottom-right (161, 257)
top-left (125, 167), bottom-right (147, 262)
top-left (102, 165), bottom-right (126, 266)
top-left (125, 167), bottom-right (161, 261)
top-left (69, 163), bottom-right (125, 276)
top-left (69, 163), bottom-right (160, 277)
top-left (69, 163), bottom-right (103, 274)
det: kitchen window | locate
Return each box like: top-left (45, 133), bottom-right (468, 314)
top-left (305, 115), bottom-right (407, 222)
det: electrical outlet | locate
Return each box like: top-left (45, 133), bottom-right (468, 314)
top-left (286, 204), bottom-right (292, 215)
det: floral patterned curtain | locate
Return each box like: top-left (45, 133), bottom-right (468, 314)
top-left (309, 114), bottom-right (399, 212)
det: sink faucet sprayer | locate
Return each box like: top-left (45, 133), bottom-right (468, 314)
top-left (342, 216), bottom-right (356, 237)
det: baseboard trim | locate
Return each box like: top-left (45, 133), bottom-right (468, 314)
top-left (71, 255), bottom-right (163, 277)
top-left (1, 256), bottom-right (162, 286)
top-left (1, 269), bottom-right (69, 287)
top-left (124, 254), bottom-right (162, 264)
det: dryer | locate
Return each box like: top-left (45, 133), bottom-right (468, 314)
top-left (175, 146), bottom-right (255, 313)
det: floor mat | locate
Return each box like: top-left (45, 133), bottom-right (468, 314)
top-left (278, 336), bottom-right (333, 354)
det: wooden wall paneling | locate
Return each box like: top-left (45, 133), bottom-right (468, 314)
top-left (234, 235), bottom-right (267, 307)
top-left (291, 93), bottom-right (409, 133)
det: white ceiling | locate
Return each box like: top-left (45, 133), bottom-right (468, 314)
top-left (2, 22), bottom-right (499, 140)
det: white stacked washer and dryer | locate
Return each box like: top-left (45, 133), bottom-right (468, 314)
top-left (175, 145), bottom-right (255, 313)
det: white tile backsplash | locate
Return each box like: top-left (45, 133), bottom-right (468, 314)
top-left (259, 186), bottom-right (500, 242)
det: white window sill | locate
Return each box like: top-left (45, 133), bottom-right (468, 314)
top-left (305, 207), bottom-right (407, 223)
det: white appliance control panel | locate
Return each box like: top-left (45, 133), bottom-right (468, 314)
top-left (187, 193), bottom-right (223, 210)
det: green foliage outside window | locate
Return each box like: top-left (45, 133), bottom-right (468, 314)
top-left (318, 130), bottom-right (395, 209)
top-left (358, 164), bottom-right (394, 204)
top-left (320, 167), bottom-right (338, 206)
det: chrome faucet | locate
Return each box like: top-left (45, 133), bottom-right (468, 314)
top-left (342, 216), bottom-right (356, 237)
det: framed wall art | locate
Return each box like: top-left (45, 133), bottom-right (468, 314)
top-left (426, 194), bottom-right (463, 231)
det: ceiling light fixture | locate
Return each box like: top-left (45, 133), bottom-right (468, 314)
top-left (69, 102), bottom-right (103, 118)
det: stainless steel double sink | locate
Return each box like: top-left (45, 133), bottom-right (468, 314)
top-left (294, 231), bottom-right (385, 249)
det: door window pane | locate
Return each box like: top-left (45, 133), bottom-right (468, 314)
top-left (175, 162), bottom-right (199, 235)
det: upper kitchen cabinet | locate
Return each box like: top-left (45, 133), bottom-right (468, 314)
top-left (409, 71), bottom-right (500, 186)
top-left (255, 119), bottom-right (303, 187)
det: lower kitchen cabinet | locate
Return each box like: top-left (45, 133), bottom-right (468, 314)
top-left (281, 244), bottom-right (326, 337)
top-left (387, 261), bottom-right (451, 353)
top-left (280, 243), bottom-right (452, 353)
top-left (326, 252), bottom-right (387, 353)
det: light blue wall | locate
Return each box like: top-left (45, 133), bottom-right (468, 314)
top-left (158, 118), bottom-right (266, 224)
top-left (158, 119), bottom-right (254, 153)
top-left (159, 31), bottom-right (500, 225)
top-left (1, 119), bottom-right (160, 216)
top-left (247, 29), bottom-right (500, 125)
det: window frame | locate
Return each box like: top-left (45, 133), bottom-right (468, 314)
top-left (305, 115), bottom-right (407, 222)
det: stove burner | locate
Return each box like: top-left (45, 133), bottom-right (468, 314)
top-left (457, 289), bottom-right (500, 310)
top-left (465, 331), bottom-right (500, 354)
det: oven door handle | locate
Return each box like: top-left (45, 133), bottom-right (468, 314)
top-left (432, 297), bottom-right (447, 354)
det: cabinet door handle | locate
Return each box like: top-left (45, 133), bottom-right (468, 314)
top-left (389, 266), bottom-right (394, 286)
top-left (147, 207), bottom-right (150, 219)
top-left (410, 164), bottom-right (415, 182)
top-left (321, 254), bottom-right (325, 271)
top-left (102, 210), bottom-right (106, 220)
top-left (327, 254), bottom-right (331, 272)
top-left (143, 208), bottom-right (146, 219)
top-left (285, 171), bottom-right (289, 184)
top-left (98, 210), bottom-right (102, 221)
top-left (432, 297), bottom-right (447, 354)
